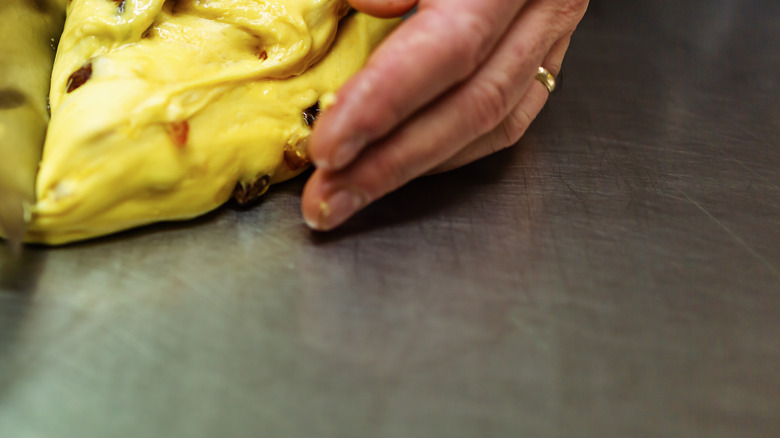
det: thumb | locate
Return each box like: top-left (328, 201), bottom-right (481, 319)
top-left (348, 0), bottom-right (418, 18)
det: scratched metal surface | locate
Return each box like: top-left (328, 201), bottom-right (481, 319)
top-left (1, 0), bottom-right (779, 437)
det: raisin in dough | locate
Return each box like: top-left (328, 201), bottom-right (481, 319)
top-left (25, 0), bottom-right (398, 244)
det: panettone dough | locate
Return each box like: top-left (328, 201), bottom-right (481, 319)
top-left (22, 0), bottom-right (397, 244)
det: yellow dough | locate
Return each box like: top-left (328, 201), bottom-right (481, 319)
top-left (0, 0), bottom-right (66, 241)
top-left (22, 0), bottom-right (398, 244)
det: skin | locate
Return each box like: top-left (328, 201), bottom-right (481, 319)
top-left (303, 0), bottom-right (590, 230)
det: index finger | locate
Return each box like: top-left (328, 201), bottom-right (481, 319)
top-left (310, 0), bottom-right (527, 171)
top-left (348, 0), bottom-right (417, 18)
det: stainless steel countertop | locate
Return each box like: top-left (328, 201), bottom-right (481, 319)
top-left (1, 0), bottom-right (778, 436)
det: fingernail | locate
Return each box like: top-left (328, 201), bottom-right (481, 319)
top-left (310, 189), bottom-right (365, 231)
top-left (331, 136), bottom-right (366, 170)
top-left (303, 211), bottom-right (320, 230)
top-left (313, 158), bottom-right (330, 170)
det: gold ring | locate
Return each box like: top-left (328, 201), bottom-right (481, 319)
top-left (535, 66), bottom-right (556, 94)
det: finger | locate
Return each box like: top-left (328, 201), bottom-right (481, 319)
top-left (430, 33), bottom-right (573, 174)
top-left (309, 0), bottom-right (526, 171)
top-left (303, 0), bottom-right (586, 230)
top-left (347, 0), bottom-right (418, 18)
top-left (540, 31), bottom-right (572, 79)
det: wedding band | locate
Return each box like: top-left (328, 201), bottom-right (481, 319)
top-left (535, 66), bottom-right (556, 94)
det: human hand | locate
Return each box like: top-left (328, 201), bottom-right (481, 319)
top-left (302, 0), bottom-right (589, 230)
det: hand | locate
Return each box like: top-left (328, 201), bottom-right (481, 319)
top-left (302, 0), bottom-right (589, 230)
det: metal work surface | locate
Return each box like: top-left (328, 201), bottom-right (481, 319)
top-left (1, 0), bottom-right (778, 436)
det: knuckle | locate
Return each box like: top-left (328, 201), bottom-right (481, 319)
top-left (508, 30), bottom-right (547, 66)
top-left (441, 10), bottom-right (494, 75)
top-left (351, 72), bottom-right (391, 128)
top-left (513, 40), bottom-right (533, 60)
top-left (502, 107), bottom-right (534, 146)
top-left (470, 74), bottom-right (512, 134)
top-left (344, 68), bottom-right (406, 141)
top-left (558, 0), bottom-right (589, 24)
top-left (365, 147), bottom-right (407, 198)
top-left (489, 133), bottom-right (514, 156)
top-left (371, 93), bottom-right (407, 138)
